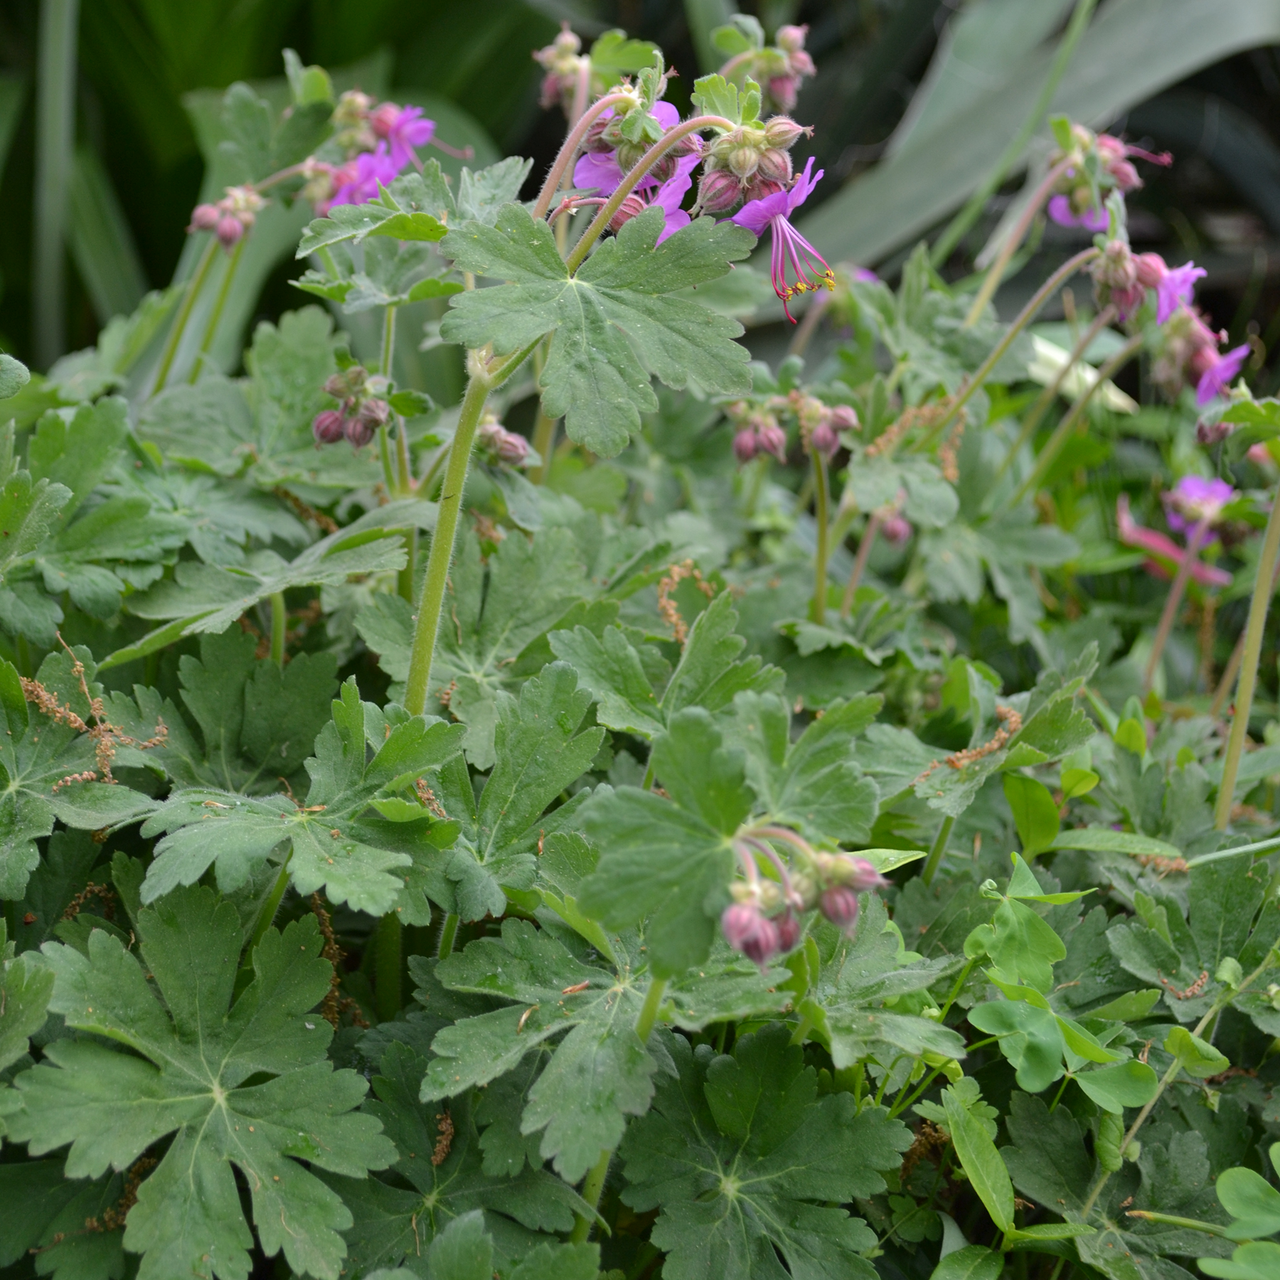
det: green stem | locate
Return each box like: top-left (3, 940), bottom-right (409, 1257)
top-left (1007, 332), bottom-right (1142, 508)
top-left (636, 977), bottom-right (668, 1043)
top-left (247, 853), bottom-right (293, 957)
top-left (1123, 1210), bottom-right (1228, 1236)
top-left (153, 237), bottom-right (219, 393)
top-left (531, 407), bottom-right (557, 485)
top-left (937, 957), bottom-right (976, 1022)
top-left (373, 913), bottom-right (402, 1022)
top-left (31, 0), bottom-right (79, 369)
top-left (932, 247), bottom-right (1101, 443)
top-left (840, 510), bottom-right (882, 618)
top-left (566, 115), bottom-right (734, 273)
top-left (930, 0), bottom-right (1100, 267)
top-left (571, 1148), bottom-right (613, 1243)
top-left (403, 371), bottom-right (491, 715)
top-left (532, 91), bottom-right (639, 219)
top-left (1143, 519), bottom-right (1209, 693)
top-left (963, 158), bottom-right (1075, 328)
top-left (810, 452), bottom-right (831, 624)
top-left (1215, 485), bottom-right (1280, 829)
top-left (922, 816), bottom-right (955, 886)
top-left (269, 592), bottom-right (286, 667)
top-left (991, 305), bottom-right (1116, 488)
top-left (436, 911), bottom-right (459, 959)
top-left (1047, 1073), bottom-right (1071, 1113)
top-left (381, 302), bottom-right (397, 379)
top-left (188, 234), bottom-right (245, 384)
top-left (377, 423), bottom-right (397, 496)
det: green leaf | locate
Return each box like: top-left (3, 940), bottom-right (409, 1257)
top-left (930, 1245), bottom-right (1004, 1280)
top-left (1003, 773), bottom-right (1060, 856)
top-left (550, 623), bottom-right (666, 738)
top-left (297, 171), bottom-right (449, 256)
top-left (1073, 1060), bottom-right (1159, 1114)
top-left (1165, 1025), bottom-right (1231, 1078)
top-left (141, 678), bottom-right (464, 916)
top-left (0, 353), bottom-right (29, 400)
top-left (7, 886), bottom-right (395, 1280)
top-left (620, 1023), bottom-right (909, 1279)
top-left (1217, 1165), bottom-right (1280, 1240)
top-left (944, 1086), bottom-right (1014, 1232)
top-left (1050, 826), bottom-right (1183, 860)
top-left (0, 469), bottom-right (72, 577)
top-left (440, 206), bottom-right (753, 457)
top-left (1200, 1243), bottom-right (1280, 1279)
top-left (689, 73), bottom-right (762, 128)
top-left (0, 928), bottom-right (53, 1074)
top-left (968, 999), bottom-right (1064, 1093)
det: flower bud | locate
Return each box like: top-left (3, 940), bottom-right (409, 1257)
top-left (1134, 252), bottom-right (1167, 288)
top-left (1107, 158), bottom-right (1142, 192)
top-left (733, 428), bottom-right (759, 463)
top-left (216, 214), bottom-right (244, 249)
top-left (830, 405), bottom-right (859, 432)
top-left (581, 115), bottom-right (616, 154)
top-left (1094, 239), bottom-right (1138, 289)
top-left (810, 419), bottom-right (839, 459)
top-left (312, 409), bottom-right (345, 445)
top-left (356, 397), bottom-right (391, 431)
top-left (841, 856), bottom-right (890, 891)
top-left (369, 101), bottom-right (400, 139)
top-left (763, 116), bottom-right (809, 150)
top-left (726, 146), bottom-right (761, 180)
top-left (649, 131), bottom-right (703, 184)
top-left (496, 430), bottom-right (530, 465)
top-left (741, 176), bottom-right (786, 204)
top-left (1196, 417), bottom-right (1235, 446)
top-left (189, 203), bottom-right (220, 232)
top-left (721, 902), bottom-right (780, 967)
top-left (333, 89), bottom-right (373, 128)
top-left (881, 512), bottom-right (913, 545)
top-left (344, 414), bottom-right (375, 448)
top-left (1109, 283), bottom-right (1147, 322)
top-left (758, 422), bottom-right (788, 462)
top-left (768, 77), bottom-right (800, 113)
top-left (609, 192), bottom-right (648, 233)
top-left (696, 168), bottom-right (743, 215)
top-left (775, 910), bottom-right (802, 954)
top-left (777, 24), bottom-right (808, 53)
top-left (820, 885), bottom-right (860, 935)
top-left (756, 146), bottom-right (793, 186)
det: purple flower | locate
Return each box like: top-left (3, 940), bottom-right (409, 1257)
top-left (329, 144), bottom-right (401, 210)
top-left (1196, 343), bottom-right (1250, 406)
top-left (1156, 262), bottom-right (1206, 325)
top-left (731, 157), bottom-right (834, 322)
top-left (1165, 474), bottom-right (1236, 536)
top-left (645, 154), bottom-right (699, 244)
top-left (572, 102), bottom-right (680, 196)
top-left (371, 103), bottom-right (435, 170)
top-left (1047, 194), bottom-right (1109, 232)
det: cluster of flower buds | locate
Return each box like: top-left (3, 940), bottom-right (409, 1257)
top-left (534, 24), bottom-right (589, 114)
top-left (582, 96), bottom-right (696, 183)
top-left (789, 391), bottom-right (858, 460)
top-left (476, 413), bottom-right (531, 467)
top-left (1149, 307), bottom-right (1251, 408)
top-left (312, 366), bottom-right (391, 449)
top-left (697, 114), bottom-right (810, 215)
top-left (726, 400), bottom-right (788, 463)
top-left (1048, 124), bottom-right (1171, 230)
top-left (721, 846), bottom-right (889, 967)
top-left (721, 24), bottom-right (816, 115)
top-left (188, 185), bottom-right (265, 251)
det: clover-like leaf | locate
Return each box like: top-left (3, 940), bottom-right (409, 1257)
top-left (440, 206), bottom-right (753, 457)
top-left (619, 1023), bottom-right (910, 1279)
top-left (7, 885), bottom-right (396, 1280)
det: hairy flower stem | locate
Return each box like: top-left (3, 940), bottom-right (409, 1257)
top-left (565, 115), bottom-right (735, 274)
top-left (188, 235), bottom-right (246, 384)
top-left (530, 341), bottom-right (557, 484)
top-left (394, 418), bottom-right (417, 602)
top-left (810, 452), bottom-right (831, 624)
top-left (436, 911), bottom-right (459, 958)
top-left (931, 0), bottom-right (1099, 268)
top-left (532, 91), bottom-right (638, 219)
top-left (1080, 947), bottom-right (1277, 1217)
top-left (381, 302), bottom-right (397, 379)
top-left (153, 236), bottom-right (218, 393)
top-left (1008, 332), bottom-right (1142, 508)
top-left (841, 510), bottom-right (882, 618)
top-left (962, 157), bottom-right (1076, 328)
top-left (1215, 489), bottom-right (1280, 829)
top-left (269, 592), bottom-right (286, 667)
top-left (374, 914), bottom-right (402, 1022)
top-left (1143, 519), bottom-right (1209, 693)
top-left (921, 816), bottom-right (955, 887)
top-left (932, 248), bottom-right (1101, 444)
top-left (571, 975), bottom-right (668, 1243)
top-left (992, 306), bottom-right (1117, 488)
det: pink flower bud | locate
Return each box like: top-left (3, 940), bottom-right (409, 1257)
top-left (696, 168), bottom-right (743, 215)
top-left (741, 177), bottom-right (787, 205)
top-left (756, 146), bottom-right (793, 186)
top-left (356, 397), bottom-right (390, 431)
top-left (775, 910), bottom-right (802, 954)
top-left (1094, 239), bottom-right (1138, 289)
top-left (733, 428), bottom-right (758, 463)
top-left (189, 203), bottom-right (220, 232)
top-left (767, 76), bottom-right (800, 113)
top-left (763, 116), bottom-right (809, 150)
top-left (312, 409), bottom-right (345, 445)
top-left (216, 214), bottom-right (244, 250)
top-left (1110, 283), bottom-right (1147, 322)
top-left (829, 405), bottom-right (859, 432)
top-left (1196, 418), bottom-right (1235, 446)
top-left (1248, 442), bottom-right (1273, 466)
top-left (758, 422), bottom-right (788, 462)
top-left (810, 419), bottom-right (839, 459)
top-left (820, 885), bottom-right (860, 935)
top-left (726, 145), bottom-right (761, 180)
top-left (344, 415), bottom-right (375, 448)
top-left (721, 902), bottom-right (781, 966)
top-left (1134, 252), bottom-right (1167, 288)
top-left (1107, 158), bottom-right (1142, 192)
top-left (369, 102), bottom-right (400, 138)
top-left (881, 513), bottom-right (913, 545)
top-left (581, 115), bottom-right (615, 154)
top-left (496, 430), bottom-right (530, 465)
top-left (608, 192), bottom-right (648, 233)
top-left (777, 24), bottom-right (808, 53)
top-left (842, 856), bottom-right (890, 891)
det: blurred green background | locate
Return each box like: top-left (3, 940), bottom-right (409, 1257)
top-left (2, 0), bottom-right (1280, 391)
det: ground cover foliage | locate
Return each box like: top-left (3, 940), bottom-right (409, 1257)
top-left (4, 22), bottom-right (1280, 1280)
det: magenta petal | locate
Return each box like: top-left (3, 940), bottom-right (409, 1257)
top-left (732, 190), bottom-right (787, 235)
top-left (574, 150), bottom-right (623, 195)
top-left (655, 209), bottom-right (689, 244)
top-left (652, 100), bottom-right (680, 130)
top-left (1156, 262), bottom-right (1205, 324)
top-left (784, 156), bottom-right (822, 215)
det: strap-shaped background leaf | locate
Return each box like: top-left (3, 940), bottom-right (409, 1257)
top-left (7, 885), bottom-right (396, 1280)
top-left (439, 207), bottom-right (754, 457)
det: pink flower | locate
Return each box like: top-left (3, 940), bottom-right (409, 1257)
top-left (1048, 194), bottom-right (1109, 232)
top-left (1156, 261), bottom-right (1206, 324)
top-left (731, 156), bottom-right (833, 321)
top-left (370, 103), bottom-right (435, 170)
top-left (328, 144), bottom-right (401, 210)
top-left (1116, 494), bottom-right (1231, 587)
top-left (1164, 475), bottom-right (1235, 534)
top-left (1196, 343), bottom-right (1250, 406)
